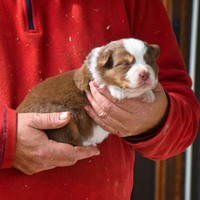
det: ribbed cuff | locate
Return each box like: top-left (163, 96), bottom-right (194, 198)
top-left (0, 107), bottom-right (17, 169)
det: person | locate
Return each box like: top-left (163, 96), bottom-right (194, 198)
top-left (0, 0), bottom-right (199, 199)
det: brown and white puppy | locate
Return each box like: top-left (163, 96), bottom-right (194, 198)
top-left (17, 38), bottom-right (160, 146)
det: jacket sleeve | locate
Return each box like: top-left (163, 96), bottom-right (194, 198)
top-left (125, 0), bottom-right (200, 160)
top-left (0, 104), bottom-right (17, 169)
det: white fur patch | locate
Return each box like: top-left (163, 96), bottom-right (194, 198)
top-left (123, 39), bottom-right (156, 90)
top-left (122, 39), bottom-right (147, 64)
top-left (89, 47), bottom-right (102, 84)
top-left (83, 125), bottom-right (109, 146)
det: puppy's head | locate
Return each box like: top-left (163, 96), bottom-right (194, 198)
top-left (88, 38), bottom-right (160, 99)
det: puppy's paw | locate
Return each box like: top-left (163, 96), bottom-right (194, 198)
top-left (138, 90), bottom-right (155, 102)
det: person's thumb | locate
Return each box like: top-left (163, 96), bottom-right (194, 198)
top-left (27, 112), bottom-right (71, 130)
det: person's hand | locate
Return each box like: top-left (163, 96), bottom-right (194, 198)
top-left (13, 112), bottom-right (100, 175)
top-left (85, 81), bottom-right (168, 137)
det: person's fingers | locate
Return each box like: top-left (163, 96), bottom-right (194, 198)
top-left (26, 112), bottom-right (71, 130)
top-left (92, 81), bottom-right (116, 102)
top-left (86, 87), bottom-right (129, 135)
top-left (74, 145), bottom-right (100, 160)
top-left (88, 82), bottom-right (133, 122)
top-left (48, 141), bottom-right (100, 167)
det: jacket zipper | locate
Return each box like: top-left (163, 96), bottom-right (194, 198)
top-left (26, 0), bottom-right (35, 30)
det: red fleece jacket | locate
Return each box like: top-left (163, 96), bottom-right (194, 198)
top-left (0, 0), bottom-right (199, 199)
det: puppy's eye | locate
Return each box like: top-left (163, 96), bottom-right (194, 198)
top-left (122, 62), bottom-right (130, 66)
top-left (115, 61), bottom-right (130, 67)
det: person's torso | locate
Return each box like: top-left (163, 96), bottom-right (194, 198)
top-left (0, 1), bottom-right (135, 199)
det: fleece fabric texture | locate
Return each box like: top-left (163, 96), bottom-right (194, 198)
top-left (0, 0), bottom-right (199, 199)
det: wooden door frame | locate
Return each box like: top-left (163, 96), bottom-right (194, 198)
top-left (155, 1), bottom-right (192, 200)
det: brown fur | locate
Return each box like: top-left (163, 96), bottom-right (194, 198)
top-left (17, 66), bottom-right (94, 146)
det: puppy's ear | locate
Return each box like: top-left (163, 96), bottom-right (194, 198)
top-left (146, 44), bottom-right (160, 60)
top-left (97, 48), bottom-right (113, 69)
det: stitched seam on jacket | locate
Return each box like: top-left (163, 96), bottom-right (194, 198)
top-left (0, 106), bottom-right (7, 168)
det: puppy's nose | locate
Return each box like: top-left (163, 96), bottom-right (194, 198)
top-left (139, 72), bottom-right (149, 81)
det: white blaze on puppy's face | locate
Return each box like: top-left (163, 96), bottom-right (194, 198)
top-left (123, 39), bottom-right (157, 90)
top-left (88, 38), bottom-right (160, 100)
top-left (123, 39), bottom-right (155, 89)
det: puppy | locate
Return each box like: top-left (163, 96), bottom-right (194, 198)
top-left (17, 38), bottom-right (160, 146)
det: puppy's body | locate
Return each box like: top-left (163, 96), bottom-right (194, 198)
top-left (17, 38), bottom-right (160, 146)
